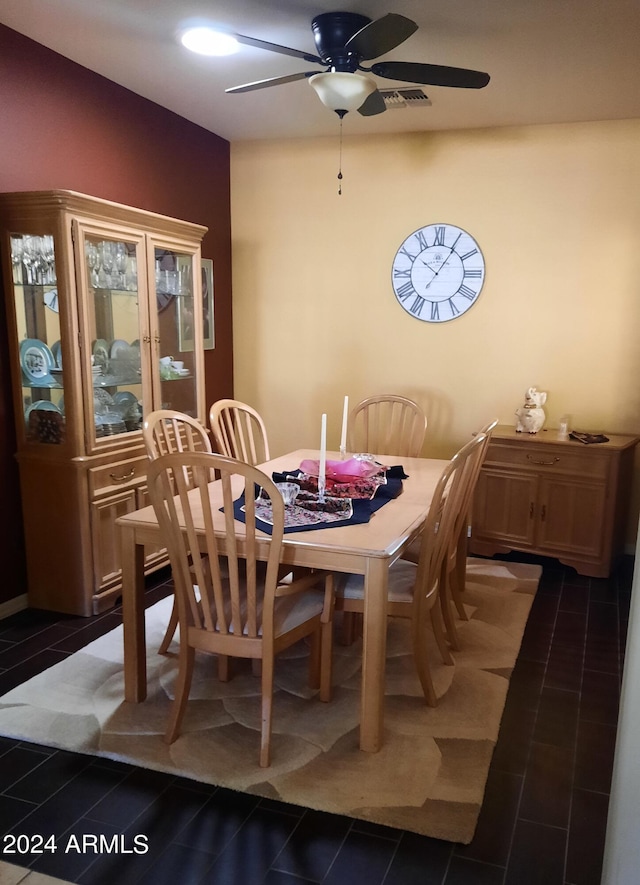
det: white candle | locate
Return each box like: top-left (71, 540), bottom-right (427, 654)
top-left (319, 413), bottom-right (327, 499)
top-left (340, 395), bottom-right (349, 454)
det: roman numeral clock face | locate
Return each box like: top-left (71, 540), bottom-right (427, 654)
top-left (391, 223), bottom-right (485, 323)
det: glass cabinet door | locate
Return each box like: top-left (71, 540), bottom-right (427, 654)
top-left (11, 233), bottom-right (65, 445)
top-left (152, 245), bottom-right (199, 418)
top-left (79, 229), bottom-right (202, 446)
top-left (12, 227), bottom-right (203, 450)
top-left (83, 231), bottom-right (145, 443)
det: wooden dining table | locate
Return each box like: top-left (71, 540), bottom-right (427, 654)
top-left (117, 448), bottom-right (449, 753)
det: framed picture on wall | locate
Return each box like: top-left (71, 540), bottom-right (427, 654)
top-left (201, 259), bottom-right (215, 350)
top-left (177, 258), bottom-right (215, 352)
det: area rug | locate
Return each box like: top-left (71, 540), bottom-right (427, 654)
top-left (0, 558), bottom-right (540, 844)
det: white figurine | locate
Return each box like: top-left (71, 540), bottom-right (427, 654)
top-left (515, 386), bottom-right (547, 433)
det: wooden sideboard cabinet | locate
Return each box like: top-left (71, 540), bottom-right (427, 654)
top-left (470, 425), bottom-right (640, 577)
top-left (0, 190), bottom-right (207, 615)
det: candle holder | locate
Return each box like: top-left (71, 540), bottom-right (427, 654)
top-left (339, 444), bottom-right (347, 460)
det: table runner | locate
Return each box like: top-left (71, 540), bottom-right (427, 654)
top-left (231, 465), bottom-right (408, 535)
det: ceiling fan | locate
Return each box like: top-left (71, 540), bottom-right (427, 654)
top-left (226, 11), bottom-right (490, 117)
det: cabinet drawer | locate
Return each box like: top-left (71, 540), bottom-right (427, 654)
top-left (89, 456), bottom-right (148, 497)
top-left (486, 444), bottom-right (610, 479)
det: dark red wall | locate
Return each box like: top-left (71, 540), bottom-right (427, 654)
top-left (0, 24), bottom-right (234, 604)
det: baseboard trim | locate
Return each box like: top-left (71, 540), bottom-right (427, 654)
top-left (0, 594), bottom-right (28, 621)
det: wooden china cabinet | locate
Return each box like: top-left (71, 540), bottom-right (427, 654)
top-left (0, 190), bottom-right (207, 615)
top-left (470, 425), bottom-right (640, 577)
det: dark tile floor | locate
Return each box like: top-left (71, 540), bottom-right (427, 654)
top-left (0, 554), bottom-right (631, 885)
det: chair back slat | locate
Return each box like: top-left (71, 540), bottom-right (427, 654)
top-left (348, 395), bottom-right (427, 457)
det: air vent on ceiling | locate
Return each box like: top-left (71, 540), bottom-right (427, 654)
top-left (378, 88), bottom-right (432, 109)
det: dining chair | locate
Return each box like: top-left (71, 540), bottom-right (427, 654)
top-left (143, 409), bottom-right (212, 656)
top-left (335, 434), bottom-right (485, 704)
top-left (435, 429), bottom-right (493, 650)
top-left (402, 421), bottom-right (498, 650)
top-left (347, 394), bottom-right (427, 458)
top-left (446, 419), bottom-right (499, 622)
top-left (146, 451), bottom-right (335, 767)
top-left (209, 399), bottom-right (270, 465)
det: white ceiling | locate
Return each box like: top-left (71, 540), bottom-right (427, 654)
top-left (2, 0), bottom-right (639, 142)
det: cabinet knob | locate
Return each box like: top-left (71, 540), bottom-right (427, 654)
top-left (529, 502), bottom-right (534, 519)
top-left (526, 454), bottom-right (560, 466)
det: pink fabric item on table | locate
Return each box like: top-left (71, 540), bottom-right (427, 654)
top-left (299, 457), bottom-right (384, 482)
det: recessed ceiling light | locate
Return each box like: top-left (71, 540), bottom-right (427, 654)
top-left (180, 27), bottom-right (239, 56)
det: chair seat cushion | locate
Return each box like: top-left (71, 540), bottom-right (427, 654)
top-left (338, 560), bottom-right (417, 604)
top-left (273, 589), bottom-right (325, 637)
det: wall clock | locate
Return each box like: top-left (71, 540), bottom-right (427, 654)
top-left (391, 223), bottom-right (485, 323)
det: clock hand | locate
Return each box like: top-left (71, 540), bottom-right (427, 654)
top-left (431, 249), bottom-right (455, 277)
top-left (422, 248), bottom-right (456, 288)
top-left (418, 259), bottom-right (439, 290)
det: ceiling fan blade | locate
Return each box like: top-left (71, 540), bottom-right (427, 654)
top-left (371, 61), bottom-right (490, 89)
top-left (225, 71), bottom-right (316, 94)
top-left (358, 90), bottom-right (387, 116)
top-left (346, 14), bottom-right (417, 60)
top-left (235, 32), bottom-right (322, 65)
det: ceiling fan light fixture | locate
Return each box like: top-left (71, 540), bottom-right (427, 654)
top-left (180, 27), bottom-right (239, 57)
top-left (309, 71), bottom-right (376, 113)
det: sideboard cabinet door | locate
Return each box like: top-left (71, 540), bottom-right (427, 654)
top-left (470, 426), bottom-right (639, 578)
top-left (473, 470), bottom-right (538, 550)
top-left (536, 476), bottom-right (608, 559)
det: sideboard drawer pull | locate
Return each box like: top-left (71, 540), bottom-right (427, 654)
top-left (109, 468), bottom-right (136, 483)
top-left (526, 454), bottom-right (560, 466)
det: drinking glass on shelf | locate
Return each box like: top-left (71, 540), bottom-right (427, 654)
top-left (125, 256), bottom-right (138, 291)
top-left (101, 242), bottom-right (115, 288)
top-left (178, 265), bottom-right (192, 296)
top-left (155, 259), bottom-right (163, 292)
top-left (85, 242), bottom-right (99, 287)
top-left (41, 235), bottom-right (56, 284)
top-left (167, 270), bottom-right (178, 294)
top-left (96, 242), bottom-right (107, 288)
top-left (22, 235), bottom-right (42, 284)
top-left (10, 237), bottom-right (24, 284)
top-left (115, 242), bottom-right (127, 289)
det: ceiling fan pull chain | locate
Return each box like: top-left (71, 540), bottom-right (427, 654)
top-left (337, 116), bottom-right (343, 195)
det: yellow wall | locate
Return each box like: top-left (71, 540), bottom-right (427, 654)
top-left (230, 118), bottom-right (640, 543)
